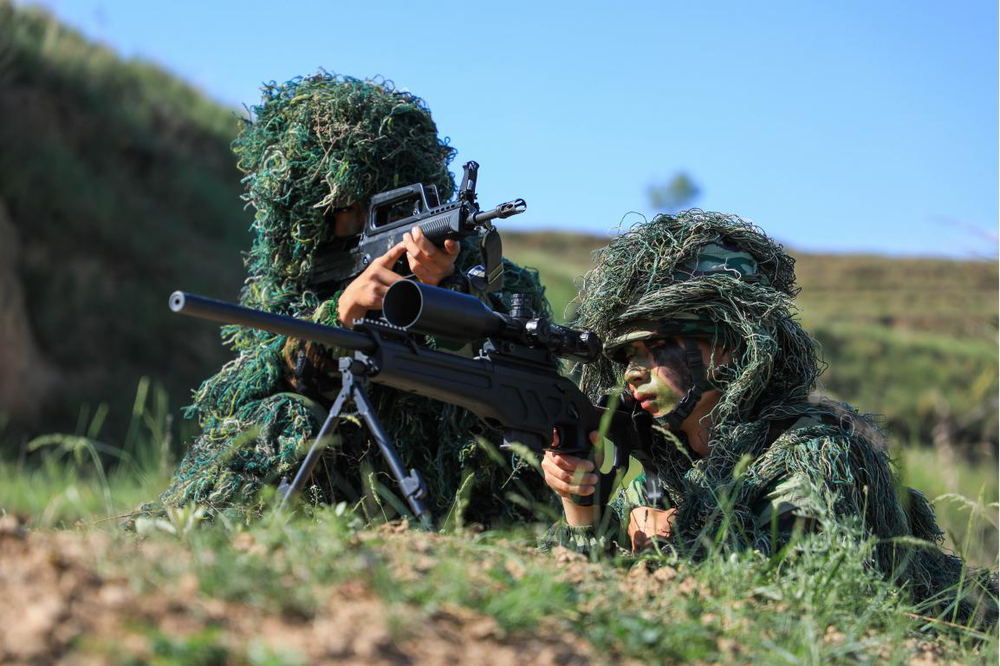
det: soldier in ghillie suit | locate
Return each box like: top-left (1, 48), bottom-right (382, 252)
top-left (542, 210), bottom-right (997, 625)
top-left (161, 73), bottom-right (553, 523)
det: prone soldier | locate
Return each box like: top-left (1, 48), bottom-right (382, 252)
top-left (160, 73), bottom-right (554, 523)
top-left (542, 210), bottom-right (997, 625)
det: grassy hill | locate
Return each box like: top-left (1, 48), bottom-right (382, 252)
top-left (0, 2), bottom-right (250, 444)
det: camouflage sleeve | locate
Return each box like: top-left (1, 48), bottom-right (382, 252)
top-left (541, 471), bottom-right (647, 555)
top-left (748, 418), bottom-right (861, 545)
top-left (751, 473), bottom-right (822, 538)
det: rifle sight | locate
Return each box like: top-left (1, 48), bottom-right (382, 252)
top-left (382, 280), bottom-right (602, 363)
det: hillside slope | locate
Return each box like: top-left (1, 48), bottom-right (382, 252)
top-left (0, 3), bottom-right (250, 441)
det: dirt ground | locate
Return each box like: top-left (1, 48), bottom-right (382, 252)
top-left (0, 516), bottom-right (593, 665)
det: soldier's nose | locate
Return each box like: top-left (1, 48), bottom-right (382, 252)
top-left (624, 364), bottom-right (649, 387)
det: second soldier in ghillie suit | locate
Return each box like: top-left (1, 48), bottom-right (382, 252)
top-left (542, 210), bottom-right (997, 625)
top-left (161, 73), bottom-right (554, 524)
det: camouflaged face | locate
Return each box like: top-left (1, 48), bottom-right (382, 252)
top-left (575, 210), bottom-right (818, 424)
top-left (603, 317), bottom-right (718, 361)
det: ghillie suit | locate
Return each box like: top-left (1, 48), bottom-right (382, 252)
top-left (161, 73), bottom-right (554, 524)
top-left (558, 210), bottom-right (996, 625)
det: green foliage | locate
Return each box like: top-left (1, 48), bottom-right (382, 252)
top-left (1, 410), bottom-right (996, 662)
top-left (0, 1), bottom-right (249, 443)
top-left (136, 629), bottom-right (229, 666)
top-left (898, 446), bottom-right (999, 568)
top-left (0, 379), bottom-right (177, 525)
top-left (5, 495), bottom-right (995, 663)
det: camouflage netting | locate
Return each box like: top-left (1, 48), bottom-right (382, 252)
top-left (569, 210), bottom-right (996, 625)
top-left (160, 73), bottom-right (554, 524)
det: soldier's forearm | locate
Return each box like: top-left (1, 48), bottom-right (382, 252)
top-left (562, 498), bottom-right (597, 527)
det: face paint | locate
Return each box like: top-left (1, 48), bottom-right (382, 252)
top-left (625, 339), bottom-right (695, 418)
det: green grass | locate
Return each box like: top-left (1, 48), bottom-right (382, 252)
top-left (2, 467), bottom-right (995, 664)
top-left (1, 373), bottom-right (996, 663)
top-left (1, 382), bottom-right (994, 662)
top-left (897, 447), bottom-right (999, 569)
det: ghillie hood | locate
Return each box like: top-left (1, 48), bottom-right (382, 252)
top-left (233, 72), bottom-right (456, 316)
top-left (576, 210), bottom-right (820, 426)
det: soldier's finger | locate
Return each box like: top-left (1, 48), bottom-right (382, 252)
top-left (407, 228), bottom-right (437, 260)
top-left (410, 226), bottom-right (438, 253)
top-left (544, 461), bottom-right (598, 487)
top-left (410, 265), bottom-right (432, 284)
top-left (369, 283), bottom-right (389, 303)
top-left (548, 451), bottom-right (595, 474)
top-left (541, 455), bottom-right (560, 479)
top-left (549, 476), bottom-right (595, 498)
top-left (371, 266), bottom-right (404, 286)
top-left (402, 233), bottom-right (429, 264)
top-left (374, 241), bottom-right (407, 268)
top-left (442, 239), bottom-right (460, 256)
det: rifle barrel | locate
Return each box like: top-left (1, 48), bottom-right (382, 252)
top-left (470, 198), bottom-right (527, 225)
top-left (168, 291), bottom-right (375, 353)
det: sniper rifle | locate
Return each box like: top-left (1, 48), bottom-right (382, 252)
top-left (169, 282), bottom-right (657, 528)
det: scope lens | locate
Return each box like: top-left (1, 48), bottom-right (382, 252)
top-left (382, 280), bottom-right (423, 329)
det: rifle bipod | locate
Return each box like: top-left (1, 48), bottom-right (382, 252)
top-left (277, 355), bottom-right (433, 529)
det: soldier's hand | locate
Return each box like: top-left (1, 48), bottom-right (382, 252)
top-left (627, 506), bottom-right (677, 553)
top-left (402, 226), bottom-right (460, 285)
top-left (542, 448), bottom-right (598, 499)
top-left (337, 242), bottom-right (407, 328)
top-left (543, 431), bottom-right (603, 527)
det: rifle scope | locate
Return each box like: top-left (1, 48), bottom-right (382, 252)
top-left (382, 280), bottom-right (602, 363)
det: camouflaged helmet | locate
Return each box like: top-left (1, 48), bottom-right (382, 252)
top-left (575, 210), bottom-right (820, 424)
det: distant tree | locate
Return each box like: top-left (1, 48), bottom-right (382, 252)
top-left (647, 172), bottom-right (700, 213)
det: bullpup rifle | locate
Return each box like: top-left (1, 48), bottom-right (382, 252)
top-left (168, 282), bottom-right (655, 527)
top-left (307, 161), bottom-right (525, 297)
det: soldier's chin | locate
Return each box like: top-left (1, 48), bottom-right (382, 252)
top-left (651, 401), bottom-right (684, 419)
top-left (643, 401), bottom-right (676, 418)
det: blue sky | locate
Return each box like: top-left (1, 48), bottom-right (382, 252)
top-left (35, 1), bottom-right (999, 257)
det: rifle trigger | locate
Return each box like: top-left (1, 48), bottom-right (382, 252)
top-left (481, 228), bottom-right (504, 292)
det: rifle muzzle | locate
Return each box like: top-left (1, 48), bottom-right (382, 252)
top-left (470, 198), bottom-right (527, 225)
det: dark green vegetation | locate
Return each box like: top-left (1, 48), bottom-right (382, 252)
top-left (0, 4), bottom-right (996, 663)
top-left (0, 2), bottom-right (248, 442)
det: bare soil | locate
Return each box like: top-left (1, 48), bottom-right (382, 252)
top-left (0, 516), bottom-right (593, 665)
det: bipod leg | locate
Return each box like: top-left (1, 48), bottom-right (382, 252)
top-left (351, 379), bottom-right (433, 530)
top-left (278, 358), bottom-right (354, 511)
